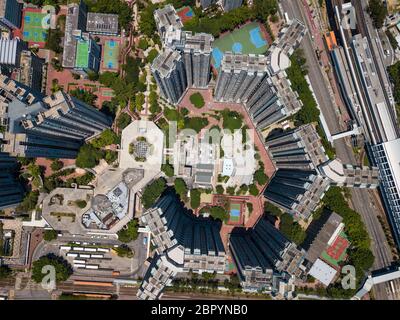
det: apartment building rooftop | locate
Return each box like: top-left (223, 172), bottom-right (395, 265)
top-left (86, 12), bottom-right (119, 35)
top-left (154, 4), bottom-right (183, 37)
top-left (151, 47), bottom-right (183, 78)
top-left (183, 32), bottom-right (214, 54)
top-left (221, 52), bottom-right (269, 74)
top-left (63, 3), bottom-right (82, 68)
top-left (266, 124), bottom-right (329, 171)
top-left (138, 191), bottom-right (226, 299)
top-left (274, 18), bottom-right (307, 56)
top-left (319, 159), bottom-right (379, 188)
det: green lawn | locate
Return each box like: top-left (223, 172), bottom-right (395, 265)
top-left (189, 92), bottom-right (205, 108)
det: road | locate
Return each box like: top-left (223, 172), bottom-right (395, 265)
top-left (281, 0), bottom-right (345, 136)
top-left (279, 0), bottom-right (395, 299)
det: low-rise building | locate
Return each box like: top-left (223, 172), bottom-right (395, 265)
top-left (86, 12), bottom-right (119, 35)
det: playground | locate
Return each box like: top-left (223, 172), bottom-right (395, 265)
top-left (212, 22), bottom-right (270, 69)
top-left (102, 39), bottom-right (120, 71)
top-left (22, 8), bottom-right (50, 46)
top-left (320, 231), bottom-right (349, 269)
top-left (176, 6), bottom-right (195, 24)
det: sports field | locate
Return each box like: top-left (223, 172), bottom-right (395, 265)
top-left (176, 6), bottom-right (195, 24)
top-left (321, 231), bottom-right (349, 268)
top-left (22, 10), bottom-right (50, 44)
top-left (229, 203), bottom-right (241, 223)
top-left (75, 40), bottom-right (89, 68)
top-left (212, 22), bottom-right (269, 69)
top-left (102, 39), bottom-right (120, 71)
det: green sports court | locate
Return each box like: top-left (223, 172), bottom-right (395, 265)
top-left (75, 40), bottom-right (90, 69)
top-left (212, 22), bottom-right (270, 69)
top-left (229, 203), bottom-right (241, 223)
top-left (22, 9), bottom-right (50, 44)
top-left (102, 39), bottom-right (120, 71)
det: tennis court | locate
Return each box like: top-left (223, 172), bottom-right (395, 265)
top-left (212, 22), bottom-right (270, 69)
top-left (229, 203), bottom-right (241, 223)
top-left (176, 6), bottom-right (195, 24)
top-left (102, 39), bottom-right (120, 71)
top-left (321, 231), bottom-right (349, 268)
top-left (22, 9), bottom-right (50, 44)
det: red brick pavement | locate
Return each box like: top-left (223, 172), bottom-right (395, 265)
top-left (35, 158), bottom-right (75, 177)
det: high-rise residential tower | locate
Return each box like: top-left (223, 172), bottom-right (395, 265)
top-left (214, 53), bottom-right (268, 103)
top-left (222, 0), bottom-right (243, 12)
top-left (151, 48), bottom-right (187, 104)
top-left (0, 0), bottom-right (22, 29)
top-left (0, 75), bottom-right (111, 159)
top-left (165, 29), bottom-right (214, 89)
top-left (154, 4), bottom-right (183, 42)
top-left (0, 152), bottom-right (23, 210)
top-left (138, 191), bottom-right (226, 300)
top-left (229, 216), bottom-right (307, 293)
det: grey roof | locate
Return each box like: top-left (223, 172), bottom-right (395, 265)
top-left (196, 163), bottom-right (214, 170)
top-left (154, 4), bottom-right (183, 34)
top-left (195, 171), bottom-right (213, 183)
top-left (184, 32), bottom-right (214, 54)
top-left (0, 38), bottom-right (21, 65)
top-left (86, 12), bottom-right (118, 34)
top-left (151, 47), bottom-right (182, 78)
top-left (62, 3), bottom-right (81, 68)
top-left (221, 52), bottom-right (268, 74)
top-left (303, 211), bottom-right (343, 263)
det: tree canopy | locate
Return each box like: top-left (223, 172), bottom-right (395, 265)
top-left (142, 178), bottom-right (167, 209)
top-left (69, 88), bottom-right (97, 106)
top-left (286, 49), bottom-right (320, 125)
top-left (190, 189), bottom-right (201, 209)
top-left (174, 178), bottom-right (188, 198)
top-left (117, 219), bottom-right (139, 243)
top-left (189, 92), bottom-right (205, 108)
top-left (76, 144), bottom-right (103, 168)
top-left (116, 113), bottom-right (132, 130)
top-left (209, 206), bottom-right (229, 222)
top-left (91, 129), bottom-right (119, 148)
top-left (31, 254), bottom-right (73, 284)
top-left (0, 265), bottom-right (11, 279)
top-left (43, 230), bottom-right (58, 242)
top-left (368, 0), bottom-right (387, 28)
